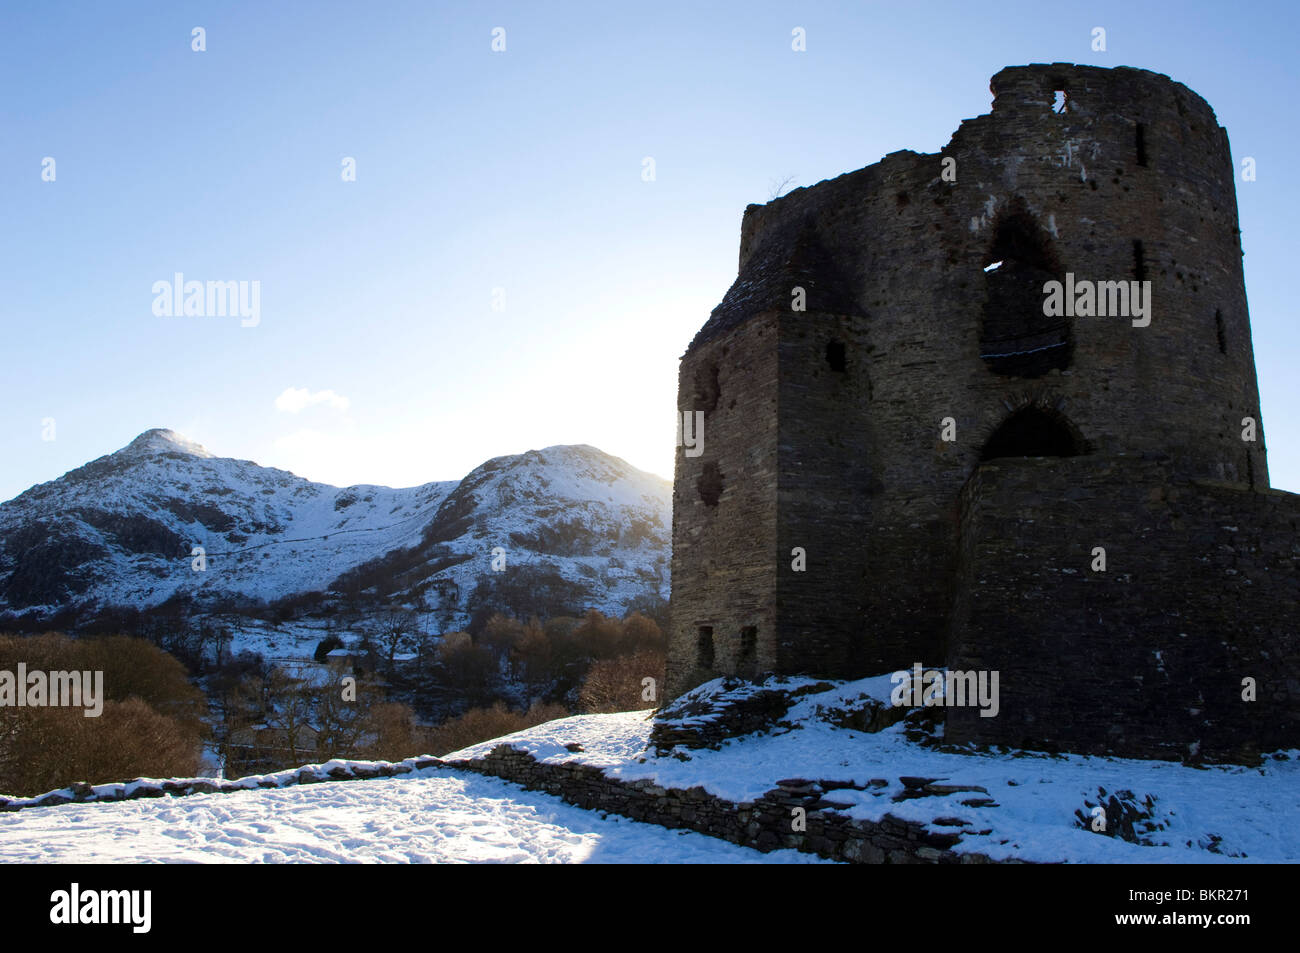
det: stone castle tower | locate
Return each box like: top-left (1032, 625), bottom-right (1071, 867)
top-left (666, 64), bottom-right (1299, 762)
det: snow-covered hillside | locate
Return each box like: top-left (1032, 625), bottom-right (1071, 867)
top-left (0, 429), bottom-right (669, 629)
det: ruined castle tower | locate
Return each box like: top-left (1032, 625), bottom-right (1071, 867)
top-left (666, 64), bottom-right (1299, 761)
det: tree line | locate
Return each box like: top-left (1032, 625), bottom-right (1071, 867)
top-left (0, 608), bottom-right (667, 796)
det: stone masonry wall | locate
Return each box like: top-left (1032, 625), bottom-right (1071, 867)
top-left (451, 744), bottom-right (1010, 864)
top-left (4, 744), bottom-right (1011, 864)
top-left (0, 757), bottom-right (445, 812)
top-left (667, 315), bottom-right (780, 698)
top-left (947, 454), bottom-right (1300, 761)
top-left (776, 309), bottom-right (888, 676)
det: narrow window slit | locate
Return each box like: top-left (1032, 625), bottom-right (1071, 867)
top-left (697, 461), bottom-right (723, 507)
top-left (697, 626), bottom-right (715, 669)
top-left (826, 340), bottom-right (846, 372)
top-left (739, 626), bottom-right (757, 664)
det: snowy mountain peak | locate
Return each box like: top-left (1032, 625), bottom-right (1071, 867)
top-left (120, 429), bottom-right (215, 459)
top-left (0, 435), bottom-right (670, 626)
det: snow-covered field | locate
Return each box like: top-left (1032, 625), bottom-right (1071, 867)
top-left (0, 767), bottom-right (824, 864)
top-left (449, 677), bottom-right (1300, 864)
top-left (4, 675), bottom-right (1293, 864)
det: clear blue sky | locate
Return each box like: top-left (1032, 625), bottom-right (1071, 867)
top-left (3, 0), bottom-right (1297, 500)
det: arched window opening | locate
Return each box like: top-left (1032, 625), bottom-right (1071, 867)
top-left (980, 407), bottom-right (1086, 461)
top-left (979, 204), bottom-right (1072, 378)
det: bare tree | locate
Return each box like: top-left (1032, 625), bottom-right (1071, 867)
top-left (368, 609), bottom-right (420, 670)
top-left (260, 666), bottom-right (316, 764)
top-left (412, 613), bottom-right (441, 675)
top-left (313, 668), bottom-right (373, 759)
top-left (767, 173), bottom-right (797, 200)
top-left (579, 650), bottom-right (666, 714)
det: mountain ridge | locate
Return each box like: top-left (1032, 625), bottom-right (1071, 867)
top-left (0, 429), bottom-right (670, 631)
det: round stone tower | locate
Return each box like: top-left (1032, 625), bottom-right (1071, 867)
top-left (666, 64), bottom-right (1291, 761)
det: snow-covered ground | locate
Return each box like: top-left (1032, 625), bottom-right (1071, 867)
top-left (448, 677), bottom-right (1300, 864)
top-left (0, 767), bottom-right (825, 864)
top-left (5, 675), bottom-right (1292, 864)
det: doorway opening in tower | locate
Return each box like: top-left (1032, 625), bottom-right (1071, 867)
top-left (980, 406), bottom-right (1087, 461)
top-left (979, 201), bottom-right (1072, 378)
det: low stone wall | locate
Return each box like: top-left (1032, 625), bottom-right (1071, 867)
top-left (0, 756), bottom-right (444, 813)
top-left (450, 743), bottom-right (1012, 864)
top-left (5, 743), bottom-right (1019, 864)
